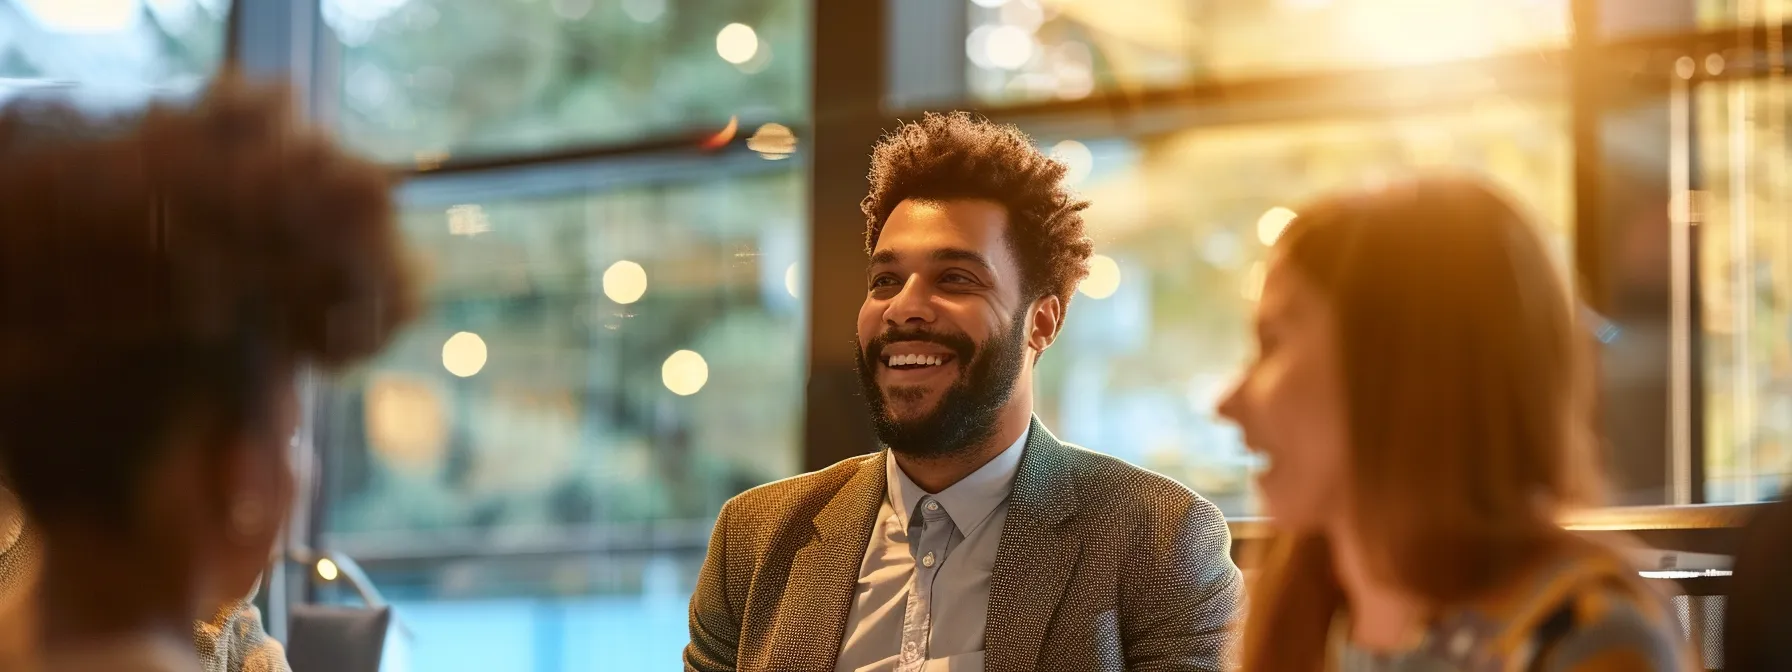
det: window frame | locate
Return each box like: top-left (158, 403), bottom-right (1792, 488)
top-left (252, 0), bottom-right (1788, 640)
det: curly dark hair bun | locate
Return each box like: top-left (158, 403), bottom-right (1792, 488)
top-left (0, 77), bottom-right (418, 377)
top-left (861, 111), bottom-right (1094, 313)
top-left (0, 76), bottom-right (419, 527)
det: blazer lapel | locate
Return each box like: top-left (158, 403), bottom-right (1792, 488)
top-left (985, 418), bottom-right (1083, 672)
top-left (766, 452), bottom-right (885, 670)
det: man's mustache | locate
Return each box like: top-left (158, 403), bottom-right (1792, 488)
top-left (864, 327), bottom-right (976, 364)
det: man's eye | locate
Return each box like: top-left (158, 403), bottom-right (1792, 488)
top-left (942, 273), bottom-right (973, 284)
top-left (870, 276), bottom-right (900, 289)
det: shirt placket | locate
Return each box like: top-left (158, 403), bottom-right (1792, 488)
top-left (897, 495), bottom-right (955, 672)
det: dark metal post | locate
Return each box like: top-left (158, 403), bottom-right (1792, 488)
top-left (227, 0), bottom-right (330, 641)
top-left (805, 0), bottom-right (894, 471)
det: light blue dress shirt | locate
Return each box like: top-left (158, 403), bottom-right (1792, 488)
top-left (834, 429), bottom-right (1029, 672)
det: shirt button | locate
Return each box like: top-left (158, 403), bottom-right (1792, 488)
top-left (926, 500), bottom-right (939, 511)
top-left (921, 552), bottom-right (936, 568)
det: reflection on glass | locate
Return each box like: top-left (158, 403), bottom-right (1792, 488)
top-left (318, 168), bottom-right (804, 671)
top-left (966, 0), bottom-right (1568, 104)
top-left (328, 0), bottom-right (808, 162)
top-left (1697, 79), bottom-right (1792, 503)
top-left (337, 553), bottom-right (703, 670)
top-left (1599, 1), bottom-right (1788, 37)
top-left (0, 0), bottom-right (223, 95)
top-left (1033, 101), bottom-right (1569, 516)
top-left (320, 168), bottom-right (806, 540)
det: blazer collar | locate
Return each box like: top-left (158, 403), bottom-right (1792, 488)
top-left (985, 416), bottom-right (1084, 671)
top-left (1009, 416), bottom-right (1080, 527)
top-left (813, 452), bottom-right (886, 542)
top-left (781, 417), bottom-right (1083, 671)
top-left (767, 453), bottom-right (884, 670)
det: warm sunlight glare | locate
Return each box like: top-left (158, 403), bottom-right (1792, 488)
top-left (1079, 254), bottom-right (1122, 299)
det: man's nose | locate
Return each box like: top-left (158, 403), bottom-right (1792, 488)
top-left (883, 276), bottom-right (935, 325)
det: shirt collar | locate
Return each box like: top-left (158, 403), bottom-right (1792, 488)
top-left (885, 426), bottom-right (1029, 537)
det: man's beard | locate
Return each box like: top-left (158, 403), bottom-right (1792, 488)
top-left (855, 310), bottom-right (1029, 460)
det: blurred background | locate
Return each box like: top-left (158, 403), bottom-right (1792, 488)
top-left (3, 0), bottom-right (1790, 669)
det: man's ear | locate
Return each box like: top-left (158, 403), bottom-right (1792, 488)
top-left (1027, 294), bottom-right (1063, 357)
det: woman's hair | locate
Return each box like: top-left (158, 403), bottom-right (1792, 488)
top-left (0, 78), bottom-right (418, 530)
top-left (1238, 175), bottom-right (1602, 670)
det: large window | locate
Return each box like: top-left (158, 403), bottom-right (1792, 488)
top-left (966, 0), bottom-right (1568, 104)
top-left (1699, 78), bottom-right (1792, 503)
top-left (1030, 104), bottom-right (1571, 515)
top-left (314, 166), bottom-right (805, 667)
top-left (0, 0), bottom-right (224, 94)
top-left (305, 3), bottom-right (811, 668)
top-left (327, 0), bottom-right (808, 161)
top-left (942, 1), bottom-right (1792, 512)
top-left (189, 0), bottom-right (1789, 667)
top-left (321, 169), bottom-right (804, 538)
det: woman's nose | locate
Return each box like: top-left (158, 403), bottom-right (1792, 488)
top-left (1214, 377), bottom-right (1247, 424)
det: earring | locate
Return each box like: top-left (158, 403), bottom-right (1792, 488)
top-left (230, 496), bottom-right (266, 539)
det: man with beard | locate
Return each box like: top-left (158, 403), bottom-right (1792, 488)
top-left (684, 113), bottom-right (1242, 672)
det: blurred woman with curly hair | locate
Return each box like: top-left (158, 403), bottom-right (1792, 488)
top-left (0, 77), bottom-right (418, 672)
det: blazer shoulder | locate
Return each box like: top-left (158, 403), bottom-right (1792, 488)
top-left (719, 452), bottom-right (880, 528)
top-left (1056, 442), bottom-right (1224, 521)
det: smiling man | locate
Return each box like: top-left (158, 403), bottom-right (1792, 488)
top-left (685, 113), bottom-right (1242, 672)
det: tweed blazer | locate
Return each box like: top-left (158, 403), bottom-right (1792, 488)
top-left (685, 417), bottom-right (1244, 672)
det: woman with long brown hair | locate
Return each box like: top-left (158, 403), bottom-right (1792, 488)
top-left (1216, 176), bottom-right (1688, 671)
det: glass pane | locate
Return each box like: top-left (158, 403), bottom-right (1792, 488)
top-left (1697, 78), bottom-right (1792, 503)
top-left (1031, 101), bottom-right (1570, 516)
top-left (965, 0), bottom-right (1568, 105)
top-left (318, 168), bottom-right (806, 547)
top-left (0, 0), bottom-right (224, 95)
top-left (327, 0), bottom-right (809, 162)
top-left (1603, 1), bottom-right (1788, 38)
top-left (333, 552), bottom-right (703, 671)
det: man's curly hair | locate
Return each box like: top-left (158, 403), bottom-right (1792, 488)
top-left (0, 77), bottom-right (419, 528)
top-left (861, 112), bottom-right (1094, 318)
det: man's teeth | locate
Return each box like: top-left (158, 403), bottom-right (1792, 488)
top-left (888, 354), bottom-right (945, 367)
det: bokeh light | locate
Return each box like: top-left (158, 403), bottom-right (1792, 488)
top-left (700, 116), bottom-right (739, 151)
top-left (18, 0), bottom-right (136, 33)
top-left (662, 350), bottom-right (710, 396)
top-left (1257, 206), bottom-right (1298, 245)
top-left (603, 260), bottom-right (649, 304)
top-left (365, 375), bottom-right (448, 470)
top-left (442, 332), bottom-right (488, 378)
top-left (748, 123), bottom-right (797, 159)
top-left (1051, 140), bottom-right (1094, 186)
top-left (621, 0), bottom-right (665, 23)
top-left (1079, 254), bottom-right (1122, 299)
top-left (984, 25), bottom-right (1034, 70)
top-left (716, 23), bottom-right (760, 65)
